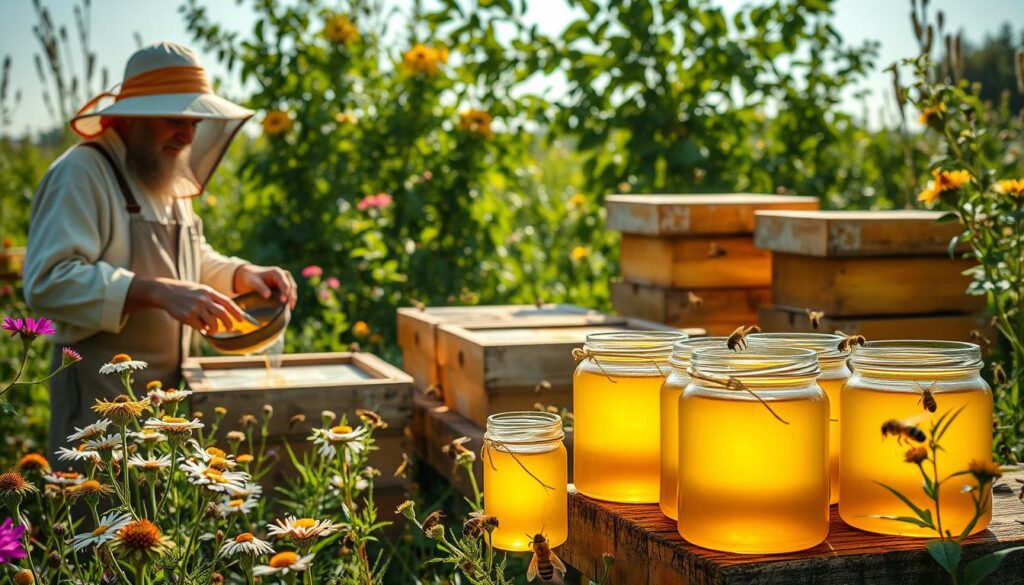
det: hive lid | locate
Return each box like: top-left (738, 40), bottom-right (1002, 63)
top-left (605, 193), bottom-right (819, 236)
top-left (754, 210), bottom-right (966, 257)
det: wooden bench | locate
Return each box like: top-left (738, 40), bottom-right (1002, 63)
top-left (562, 470), bottom-right (1024, 584)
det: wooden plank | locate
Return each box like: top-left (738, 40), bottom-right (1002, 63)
top-left (437, 318), bottom-right (693, 427)
top-left (758, 305), bottom-right (994, 342)
top-left (397, 304), bottom-right (600, 390)
top-left (562, 471), bottom-right (1024, 585)
top-left (606, 194), bottom-right (819, 236)
top-left (611, 281), bottom-right (769, 335)
top-left (621, 235), bottom-right (772, 289)
top-left (754, 210), bottom-right (967, 257)
top-left (771, 254), bottom-right (985, 316)
top-left (410, 390), bottom-right (575, 499)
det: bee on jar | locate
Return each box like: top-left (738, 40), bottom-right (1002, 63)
top-left (836, 331), bottom-right (867, 352)
top-left (526, 532), bottom-right (566, 583)
top-left (687, 291), bottom-right (704, 309)
top-left (727, 325), bottom-right (760, 351)
top-left (805, 309), bottom-right (825, 329)
top-left (881, 416), bottom-right (928, 445)
top-left (915, 382), bottom-right (938, 413)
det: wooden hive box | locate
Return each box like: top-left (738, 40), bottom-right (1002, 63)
top-left (436, 317), bottom-right (697, 426)
top-left (397, 304), bottom-right (600, 392)
top-left (606, 194), bottom-right (819, 330)
top-left (754, 210), bottom-right (984, 316)
top-left (758, 305), bottom-right (995, 342)
top-left (183, 352), bottom-right (412, 489)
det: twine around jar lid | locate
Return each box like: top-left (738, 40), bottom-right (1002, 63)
top-left (747, 332), bottom-right (846, 366)
top-left (484, 411), bottom-right (564, 444)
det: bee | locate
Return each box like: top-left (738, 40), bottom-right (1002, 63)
top-left (527, 533), bottom-right (566, 583)
top-left (727, 325), bottom-right (760, 351)
top-left (534, 380), bottom-right (552, 394)
top-left (806, 309), bottom-right (825, 330)
top-left (969, 329), bottom-right (991, 347)
top-left (993, 363), bottom-right (1008, 385)
top-left (686, 291), bottom-right (704, 309)
top-left (881, 417), bottom-right (927, 445)
top-left (412, 300), bottom-right (426, 311)
top-left (424, 384), bottom-right (442, 399)
top-left (707, 241), bottom-right (727, 258)
top-left (836, 330), bottom-right (866, 352)
top-left (442, 436), bottom-right (472, 460)
top-left (916, 382), bottom-right (937, 413)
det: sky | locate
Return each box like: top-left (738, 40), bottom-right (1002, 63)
top-left (0, 0), bottom-right (1021, 136)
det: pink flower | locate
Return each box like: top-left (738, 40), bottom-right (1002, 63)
top-left (2, 316), bottom-right (56, 341)
top-left (0, 517), bottom-right (27, 563)
top-left (356, 192), bottom-right (393, 211)
top-left (61, 347), bottom-right (82, 366)
top-left (319, 290), bottom-right (331, 302)
top-left (302, 265), bottom-right (323, 278)
top-left (326, 277), bottom-right (340, 290)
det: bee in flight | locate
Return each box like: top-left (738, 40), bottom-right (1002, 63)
top-left (687, 291), bottom-right (704, 309)
top-left (916, 382), bottom-right (937, 413)
top-left (836, 330), bottom-right (866, 352)
top-left (805, 309), bottom-right (825, 329)
top-left (881, 416), bottom-right (927, 445)
top-left (727, 325), bottom-right (760, 351)
top-left (527, 532), bottom-right (566, 582)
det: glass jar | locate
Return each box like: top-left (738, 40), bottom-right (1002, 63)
top-left (574, 331), bottom-right (685, 503)
top-left (660, 337), bottom-right (727, 520)
top-left (749, 332), bottom-right (849, 505)
top-left (678, 347), bottom-right (829, 553)
top-left (839, 341), bottom-right (993, 537)
top-left (483, 411), bottom-right (567, 551)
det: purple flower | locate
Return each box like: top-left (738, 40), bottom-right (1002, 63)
top-left (2, 316), bottom-right (55, 341)
top-left (0, 517), bottom-right (27, 563)
top-left (61, 347), bottom-right (82, 366)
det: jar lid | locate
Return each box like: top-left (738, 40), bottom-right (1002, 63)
top-left (582, 330), bottom-right (687, 361)
top-left (484, 411), bottom-right (564, 443)
top-left (747, 332), bottom-right (846, 363)
top-left (689, 346), bottom-right (821, 382)
top-left (669, 337), bottom-right (729, 369)
top-left (850, 340), bottom-right (983, 371)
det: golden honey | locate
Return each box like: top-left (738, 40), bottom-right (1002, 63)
top-left (839, 341), bottom-right (992, 537)
top-left (749, 333), bottom-right (849, 504)
top-left (678, 347), bottom-right (829, 553)
top-left (660, 337), bottom-right (727, 520)
top-left (483, 412), bottom-right (567, 551)
top-left (574, 331), bottom-right (684, 503)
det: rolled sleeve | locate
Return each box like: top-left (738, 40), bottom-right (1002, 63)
top-left (198, 234), bottom-right (248, 295)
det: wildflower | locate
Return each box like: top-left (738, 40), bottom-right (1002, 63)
top-left (402, 44), bottom-right (447, 75)
top-left (226, 431), bottom-right (246, 444)
top-left (458, 109), bottom-right (494, 139)
top-left (267, 517), bottom-right (340, 549)
top-left (129, 428), bottom-right (167, 444)
top-left (18, 453), bottom-right (50, 473)
top-left (144, 416), bottom-right (204, 446)
top-left (968, 459), bottom-right (1003, 483)
top-left (239, 414), bottom-right (258, 427)
top-left (352, 321), bottom-right (370, 337)
top-left (253, 550), bottom-right (314, 576)
top-left (179, 460), bottom-right (249, 495)
top-left (570, 246), bottom-right (590, 262)
top-left (262, 404), bottom-right (273, 418)
top-left (355, 408), bottom-right (386, 429)
top-left (918, 102), bottom-right (947, 125)
top-left (99, 353), bottom-right (148, 375)
top-left (326, 276), bottom-right (341, 290)
top-left (301, 265), bottom-right (323, 278)
top-left (67, 419), bottom-right (112, 442)
top-left (904, 447), bottom-right (928, 464)
top-left (309, 425), bottom-right (368, 458)
top-left (323, 14), bottom-right (359, 44)
top-left (147, 386), bottom-right (192, 406)
top-left (84, 433), bottom-right (123, 455)
top-left (109, 519), bottom-right (174, 564)
top-left (463, 511), bottom-right (498, 538)
top-left (93, 395), bottom-right (149, 426)
top-left (43, 471), bottom-right (84, 486)
top-left (569, 193), bottom-right (587, 208)
top-left (214, 406), bottom-right (227, 417)
top-left (61, 347), bottom-right (82, 366)
top-left (288, 414), bottom-right (306, 429)
top-left (13, 569), bottom-right (33, 585)
top-left (0, 517), bottom-right (27, 563)
top-left (995, 178), bottom-right (1024, 198)
top-left (356, 193), bottom-right (392, 211)
top-left (335, 112), bottom-right (357, 125)
top-left (219, 496), bottom-right (259, 516)
top-left (421, 510), bottom-right (445, 540)
top-left (67, 479), bottom-right (115, 501)
top-left (236, 454), bottom-right (254, 465)
top-left (187, 441), bottom-right (238, 470)
top-left (231, 482), bottom-right (263, 500)
top-left (0, 472), bottom-right (37, 510)
top-left (128, 454), bottom-right (172, 472)
top-left (917, 169), bottom-right (971, 206)
top-left (396, 500), bottom-right (415, 520)
top-left (262, 111), bottom-right (293, 136)
top-left (71, 510), bottom-right (132, 551)
top-left (1, 316), bottom-right (55, 341)
top-left (56, 445), bottom-right (100, 465)
top-left (220, 532), bottom-right (274, 558)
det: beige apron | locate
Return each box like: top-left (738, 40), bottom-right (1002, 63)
top-left (48, 142), bottom-right (200, 458)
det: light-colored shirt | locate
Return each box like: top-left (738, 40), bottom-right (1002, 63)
top-left (24, 129), bottom-right (247, 344)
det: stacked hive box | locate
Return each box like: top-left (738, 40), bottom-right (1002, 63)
top-left (606, 194), bottom-right (819, 335)
top-left (754, 210), bottom-right (988, 340)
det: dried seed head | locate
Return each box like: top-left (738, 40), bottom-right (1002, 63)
top-left (288, 414), bottom-right (306, 429)
top-left (239, 415), bottom-right (258, 427)
top-left (262, 404), bottom-right (274, 417)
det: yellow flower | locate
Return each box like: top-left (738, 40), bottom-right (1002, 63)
top-left (995, 178), bottom-right (1024, 198)
top-left (335, 112), bottom-right (358, 125)
top-left (323, 14), bottom-right (359, 45)
top-left (92, 395), bottom-right (149, 427)
top-left (569, 193), bottom-right (587, 208)
top-left (110, 519), bottom-right (174, 564)
top-left (18, 453), bottom-right (50, 473)
top-left (262, 111), bottom-right (293, 136)
top-left (457, 110), bottom-right (494, 139)
top-left (570, 246), bottom-right (590, 262)
top-left (403, 44), bottom-right (446, 75)
top-left (968, 459), bottom-right (1003, 482)
top-left (917, 169), bottom-right (971, 206)
top-left (352, 321), bottom-right (370, 338)
top-left (918, 102), bottom-right (947, 125)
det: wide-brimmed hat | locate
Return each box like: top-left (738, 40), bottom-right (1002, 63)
top-left (70, 42), bottom-right (254, 197)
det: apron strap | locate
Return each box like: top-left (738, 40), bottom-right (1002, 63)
top-left (79, 141), bottom-right (142, 214)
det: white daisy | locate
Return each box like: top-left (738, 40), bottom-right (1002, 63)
top-left (253, 551), bottom-right (314, 576)
top-left (219, 496), bottom-right (259, 515)
top-left (330, 474), bottom-right (369, 493)
top-left (98, 353), bottom-right (148, 375)
top-left (309, 424), bottom-right (368, 458)
top-left (144, 416), bottom-right (204, 433)
top-left (84, 433), bottom-right (123, 453)
top-left (66, 419), bottom-right (112, 442)
top-left (129, 428), bottom-right (167, 444)
top-left (179, 459), bottom-right (249, 495)
top-left (127, 454), bottom-right (172, 472)
top-left (56, 446), bottom-right (101, 464)
top-left (220, 532), bottom-right (275, 558)
top-left (231, 482), bottom-right (263, 500)
top-left (185, 440), bottom-right (237, 469)
top-left (43, 471), bottom-right (86, 485)
top-left (71, 510), bottom-right (132, 551)
top-left (147, 387), bottom-right (193, 405)
top-left (267, 517), bottom-right (341, 544)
